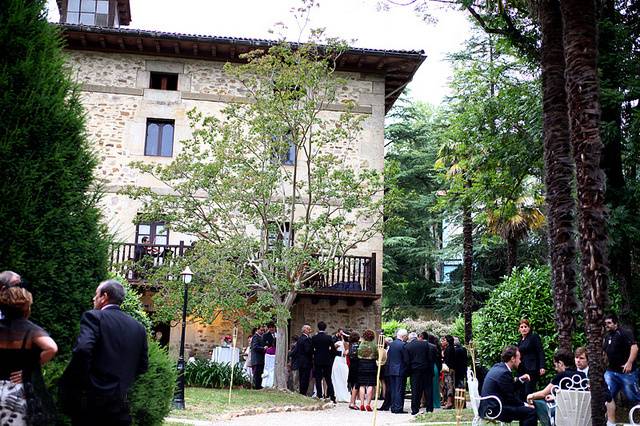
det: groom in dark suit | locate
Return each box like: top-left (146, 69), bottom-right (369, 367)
top-left (61, 280), bottom-right (148, 426)
top-left (386, 329), bottom-right (409, 413)
top-left (311, 321), bottom-right (336, 402)
top-left (480, 345), bottom-right (537, 426)
top-left (296, 324), bottom-right (313, 396)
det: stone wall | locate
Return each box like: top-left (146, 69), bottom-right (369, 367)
top-left (290, 297), bottom-right (382, 338)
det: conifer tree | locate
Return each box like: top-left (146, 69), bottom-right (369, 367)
top-left (0, 0), bottom-right (109, 354)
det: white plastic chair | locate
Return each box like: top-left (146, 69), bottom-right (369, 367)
top-left (630, 404), bottom-right (640, 425)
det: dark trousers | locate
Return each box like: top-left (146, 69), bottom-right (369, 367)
top-left (410, 369), bottom-right (433, 414)
top-left (380, 377), bottom-right (392, 410)
top-left (71, 394), bottom-right (131, 426)
top-left (314, 364), bottom-right (335, 399)
top-left (252, 363), bottom-right (264, 389)
top-left (388, 375), bottom-right (407, 413)
top-left (299, 366), bottom-right (312, 395)
top-left (500, 404), bottom-right (537, 426)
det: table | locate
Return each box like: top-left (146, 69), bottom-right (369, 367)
top-left (211, 346), bottom-right (240, 365)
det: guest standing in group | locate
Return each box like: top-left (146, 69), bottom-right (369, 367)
top-left (311, 321), bottom-right (336, 402)
top-left (357, 329), bottom-right (379, 411)
top-left (287, 335), bottom-right (299, 391)
top-left (296, 324), bottom-right (313, 396)
top-left (347, 331), bottom-right (361, 410)
top-left (441, 335), bottom-right (456, 409)
top-left (250, 325), bottom-right (267, 390)
top-left (331, 329), bottom-right (350, 402)
top-left (453, 336), bottom-right (468, 389)
top-left (406, 332), bottom-right (434, 415)
top-left (427, 334), bottom-right (442, 409)
top-left (385, 329), bottom-right (409, 414)
top-left (516, 319), bottom-right (545, 398)
top-left (0, 285), bottom-right (58, 426)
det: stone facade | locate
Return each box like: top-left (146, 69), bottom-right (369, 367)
top-left (66, 49), bottom-right (384, 356)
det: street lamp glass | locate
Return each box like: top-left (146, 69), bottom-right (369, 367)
top-left (181, 266), bottom-right (193, 284)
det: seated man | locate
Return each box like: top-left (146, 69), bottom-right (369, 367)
top-left (526, 349), bottom-right (587, 426)
top-left (480, 345), bottom-right (537, 426)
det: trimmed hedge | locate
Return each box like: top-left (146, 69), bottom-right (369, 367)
top-left (185, 359), bottom-right (250, 389)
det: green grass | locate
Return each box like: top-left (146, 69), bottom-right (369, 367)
top-left (415, 408), bottom-right (475, 424)
top-left (165, 387), bottom-right (319, 422)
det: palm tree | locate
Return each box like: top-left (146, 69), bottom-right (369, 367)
top-left (559, 0), bottom-right (609, 423)
top-left (486, 197), bottom-right (545, 273)
top-left (538, 0), bottom-right (578, 354)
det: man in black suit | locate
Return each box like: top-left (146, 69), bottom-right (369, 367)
top-left (454, 336), bottom-right (468, 388)
top-left (263, 321), bottom-right (276, 349)
top-left (61, 280), bottom-right (148, 426)
top-left (311, 321), bottom-right (336, 402)
top-left (250, 325), bottom-right (267, 389)
top-left (386, 329), bottom-right (409, 413)
top-left (480, 345), bottom-right (536, 426)
top-left (296, 324), bottom-right (313, 396)
top-left (405, 332), bottom-right (434, 415)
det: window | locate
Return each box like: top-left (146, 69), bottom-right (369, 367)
top-left (272, 132), bottom-right (296, 166)
top-left (66, 0), bottom-right (109, 26)
top-left (145, 119), bottom-right (174, 157)
top-left (149, 72), bottom-right (178, 91)
top-left (135, 221), bottom-right (169, 246)
top-left (267, 222), bottom-right (292, 250)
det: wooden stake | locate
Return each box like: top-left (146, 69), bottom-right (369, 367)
top-left (455, 388), bottom-right (466, 426)
top-left (372, 333), bottom-right (385, 426)
top-left (228, 325), bottom-right (238, 405)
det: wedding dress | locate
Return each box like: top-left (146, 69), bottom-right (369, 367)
top-left (331, 341), bottom-right (350, 402)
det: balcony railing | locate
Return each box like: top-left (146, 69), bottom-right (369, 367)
top-left (109, 242), bottom-right (376, 295)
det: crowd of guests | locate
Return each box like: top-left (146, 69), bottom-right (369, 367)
top-left (479, 315), bottom-right (640, 426)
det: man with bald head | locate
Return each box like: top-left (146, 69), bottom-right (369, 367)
top-left (61, 279), bottom-right (148, 425)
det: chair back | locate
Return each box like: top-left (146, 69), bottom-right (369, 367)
top-left (555, 389), bottom-right (592, 426)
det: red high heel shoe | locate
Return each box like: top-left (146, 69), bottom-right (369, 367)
top-left (360, 405), bottom-right (366, 411)
top-left (366, 405), bottom-right (373, 412)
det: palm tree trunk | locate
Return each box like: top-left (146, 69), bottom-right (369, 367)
top-left (462, 202), bottom-right (473, 344)
top-left (560, 0), bottom-right (609, 423)
top-left (539, 0), bottom-right (578, 354)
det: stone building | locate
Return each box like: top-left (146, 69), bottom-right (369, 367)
top-left (54, 0), bottom-right (424, 356)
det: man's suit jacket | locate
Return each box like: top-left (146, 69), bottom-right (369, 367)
top-left (386, 339), bottom-right (409, 376)
top-left (63, 306), bottom-right (148, 398)
top-left (296, 334), bottom-right (313, 370)
top-left (454, 344), bottom-right (468, 379)
top-left (250, 333), bottom-right (266, 366)
top-left (263, 331), bottom-right (275, 348)
top-left (311, 331), bottom-right (335, 366)
top-left (405, 339), bottom-right (433, 374)
top-left (479, 362), bottom-right (524, 416)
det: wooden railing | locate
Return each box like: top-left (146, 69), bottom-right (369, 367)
top-left (109, 242), bottom-right (376, 294)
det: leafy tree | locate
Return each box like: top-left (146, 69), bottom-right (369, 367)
top-left (124, 33), bottom-right (383, 389)
top-left (383, 100), bottom-right (442, 319)
top-left (0, 0), bottom-right (109, 354)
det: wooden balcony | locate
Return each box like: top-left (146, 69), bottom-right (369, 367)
top-left (109, 242), bottom-right (378, 299)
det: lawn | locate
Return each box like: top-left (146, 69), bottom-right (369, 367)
top-left (415, 408), bottom-right (475, 424)
top-left (165, 387), bottom-right (320, 422)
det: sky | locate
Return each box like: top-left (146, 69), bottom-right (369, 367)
top-left (46, 0), bottom-right (473, 105)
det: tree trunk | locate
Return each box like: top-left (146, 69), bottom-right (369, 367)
top-left (539, 0), bottom-right (578, 354)
top-left (560, 0), bottom-right (609, 424)
top-left (274, 291), bottom-right (296, 390)
top-left (462, 203), bottom-right (473, 344)
top-left (506, 236), bottom-right (517, 274)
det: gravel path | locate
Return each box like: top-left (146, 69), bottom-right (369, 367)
top-left (214, 402), bottom-right (417, 426)
top-left (166, 401), bottom-right (424, 426)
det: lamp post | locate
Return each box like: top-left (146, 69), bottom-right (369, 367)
top-left (173, 265), bottom-right (193, 410)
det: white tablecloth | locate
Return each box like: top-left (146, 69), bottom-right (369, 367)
top-left (262, 354), bottom-right (276, 388)
top-left (211, 346), bottom-right (240, 365)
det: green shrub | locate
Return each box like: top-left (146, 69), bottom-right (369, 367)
top-left (112, 274), bottom-right (153, 333)
top-left (474, 266), bottom-right (556, 372)
top-left (381, 320), bottom-right (408, 337)
top-left (401, 317), bottom-right (454, 337)
top-left (129, 340), bottom-right (177, 426)
top-left (184, 359), bottom-right (250, 389)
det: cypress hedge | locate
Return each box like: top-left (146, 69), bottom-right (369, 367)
top-left (0, 0), bottom-right (110, 354)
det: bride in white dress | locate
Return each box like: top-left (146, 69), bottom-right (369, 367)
top-left (332, 331), bottom-right (351, 402)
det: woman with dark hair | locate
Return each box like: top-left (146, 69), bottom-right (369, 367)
top-left (357, 329), bottom-right (380, 411)
top-left (0, 286), bottom-right (58, 425)
top-left (347, 331), bottom-right (361, 410)
top-left (517, 319), bottom-right (546, 397)
top-left (441, 335), bottom-right (455, 409)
